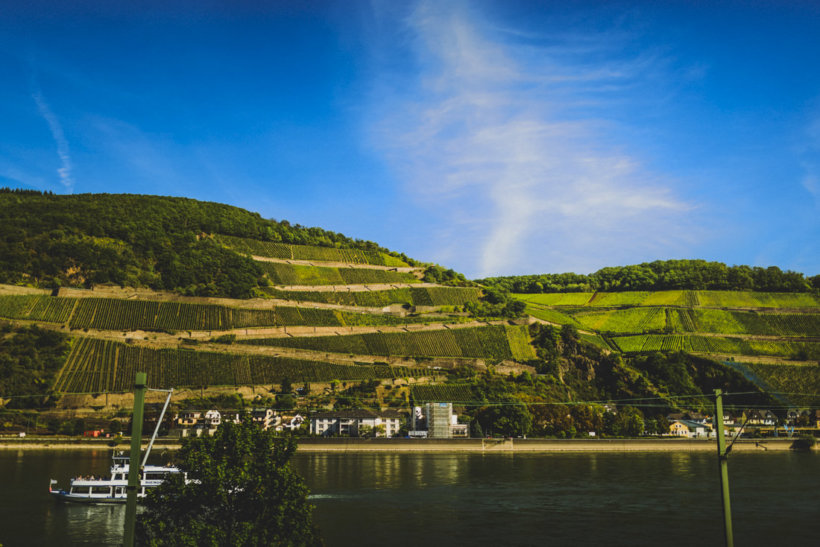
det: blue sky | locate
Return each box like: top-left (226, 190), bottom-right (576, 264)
top-left (1, 1), bottom-right (818, 278)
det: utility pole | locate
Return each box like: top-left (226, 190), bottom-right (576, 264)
top-left (714, 389), bottom-right (734, 547)
top-left (124, 372), bottom-right (147, 547)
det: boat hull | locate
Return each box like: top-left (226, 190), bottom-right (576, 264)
top-left (49, 490), bottom-right (131, 504)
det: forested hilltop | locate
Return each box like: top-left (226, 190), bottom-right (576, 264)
top-left (0, 190), bottom-right (414, 298)
top-left (478, 259), bottom-right (819, 293)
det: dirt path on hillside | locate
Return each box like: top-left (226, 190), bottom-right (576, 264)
top-left (271, 283), bottom-right (441, 292)
top-left (250, 255), bottom-right (422, 273)
top-left (72, 319), bottom-right (507, 343)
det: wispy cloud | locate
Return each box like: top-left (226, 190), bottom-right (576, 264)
top-left (33, 90), bottom-right (74, 192)
top-left (800, 114), bottom-right (820, 205)
top-left (366, 2), bottom-right (695, 277)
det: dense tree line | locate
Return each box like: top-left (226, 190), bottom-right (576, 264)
top-left (0, 323), bottom-right (69, 408)
top-left (478, 259), bottom-right (818, 293)
top-left (0, 190), bottom-right (412, 297)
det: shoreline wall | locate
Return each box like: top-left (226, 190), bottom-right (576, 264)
top-left (1, 436), bottom-right (813, 452)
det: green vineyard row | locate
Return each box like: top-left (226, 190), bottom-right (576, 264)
top-left (523, 303), bottom-right (820, 337)
top-left (514, 290), bottom-right (820, 309)
top-left (0, 295), bottom-right (449, 331)
top-left (259, 262), bottom-right (419, 286)
top-left (411, 384), bottom-right (475, 403)
top-left (612, 334), bottom-right (820, 360)
top-left (53, 337), bottom-right (433, 392)
top-left (240, 325), bottom-right (536, 361)
top-left (214, 234), bottom-right (409, 267)
top-left (260, 286), bottom-right (482, 307)
top-left (0, 294), bottom-right (77, 323)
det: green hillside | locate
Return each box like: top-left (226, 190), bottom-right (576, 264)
top-left (1, 191), bottom-right (818, 440)
top-left (514, 289), bottom-right (820, 366)
top-left (0, 190), bottom-right (413, 297)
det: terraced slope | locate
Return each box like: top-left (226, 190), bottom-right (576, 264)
top-left (0, 294), bottom-right (462, 331)
top-left (0, 231), bottom-right (516, 396)
top-left (214, 234), bottom-right (410, 267)
top-left (260, 286), bottom-right (482, 308)
top-left (54, 337), bottom-right (433, 392)
top-left (240, 325), bottom-right (535, 361)
top-left (513, 290), bottom-right (820, 362)
top-left (515, 290), bottom-right (820, 309)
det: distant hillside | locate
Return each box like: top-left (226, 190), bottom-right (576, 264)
top-left (479, 259), bottom-right (819, 293)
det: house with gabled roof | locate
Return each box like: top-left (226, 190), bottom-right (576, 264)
top-left (669, 419), bottom-right (710, 438)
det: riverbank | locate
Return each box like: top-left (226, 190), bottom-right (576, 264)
top-left (1, 436), bottom-right (814, 452)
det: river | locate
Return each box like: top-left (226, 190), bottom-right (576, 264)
top-left (1, 450), bottom-right (817, 546)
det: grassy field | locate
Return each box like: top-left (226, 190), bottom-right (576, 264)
top-left (259, 262), bottom-right (418, 286)
top-left (696, 291), bottom-right (820, 309)
top-left (214, 234), bottom-right (409, 267)
top-left (52, 337), bottom-right (432, 392)
top-left (692, 309), bottom-right (820, 337)
top-left (241, 325), bottom-right (535, 361)
top-left (572, 307), bottom-right (666, 333)
top-left (514, 293), bottom-right (594, 306)
top-left (521, 304), bottom-right (580, 326)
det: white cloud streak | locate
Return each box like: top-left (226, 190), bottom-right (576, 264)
top-left (33, 90), bottom-right (74, 192)
top-left (367, 2), bottom-right (695, 277)
top-left (800, 115), bottom-right (820, 205)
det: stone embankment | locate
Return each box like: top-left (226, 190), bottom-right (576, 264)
top-left (3, 436), bottom-right (812, 453)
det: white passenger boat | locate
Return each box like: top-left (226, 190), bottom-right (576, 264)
top-left (49, 387), bottom-right (179, 504)
top-left (48, 451), bottom-right (181, 504)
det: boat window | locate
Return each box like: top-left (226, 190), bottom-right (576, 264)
top-left (145, 472), bottom-right (169, 481)
top-left (71, 486), bottom-right (91, 494)
top-left (115, 487), bottom-right (125, 495)
top-left (91, 486), bottom-right (111, 495)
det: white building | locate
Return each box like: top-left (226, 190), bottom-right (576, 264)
top-left (310, 409), bottom-right (403, 438)
top-left (669, 419), bottom-right (710, 438)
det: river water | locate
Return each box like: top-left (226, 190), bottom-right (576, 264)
top-left (1, 449), bottom-right (817, 546)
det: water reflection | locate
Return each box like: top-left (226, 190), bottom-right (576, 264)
top-left (44, 503), bottom-right (125, 545)
top-left (668, 452), bottom-right (697, 478)
top-left (2, 451), bottom-right (818, 547)
top-left (298, 453), bottom-right (468, 491)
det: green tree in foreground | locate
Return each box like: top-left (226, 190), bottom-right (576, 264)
top-left (136, 417), bottom-right (322, 546)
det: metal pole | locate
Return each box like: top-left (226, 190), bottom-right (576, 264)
top-left (714, 389), bottom-right (734, 547)
top-left (124, 372), bottom-right (147, 547)
top-left (142, 388), bottom-right (173, 467)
